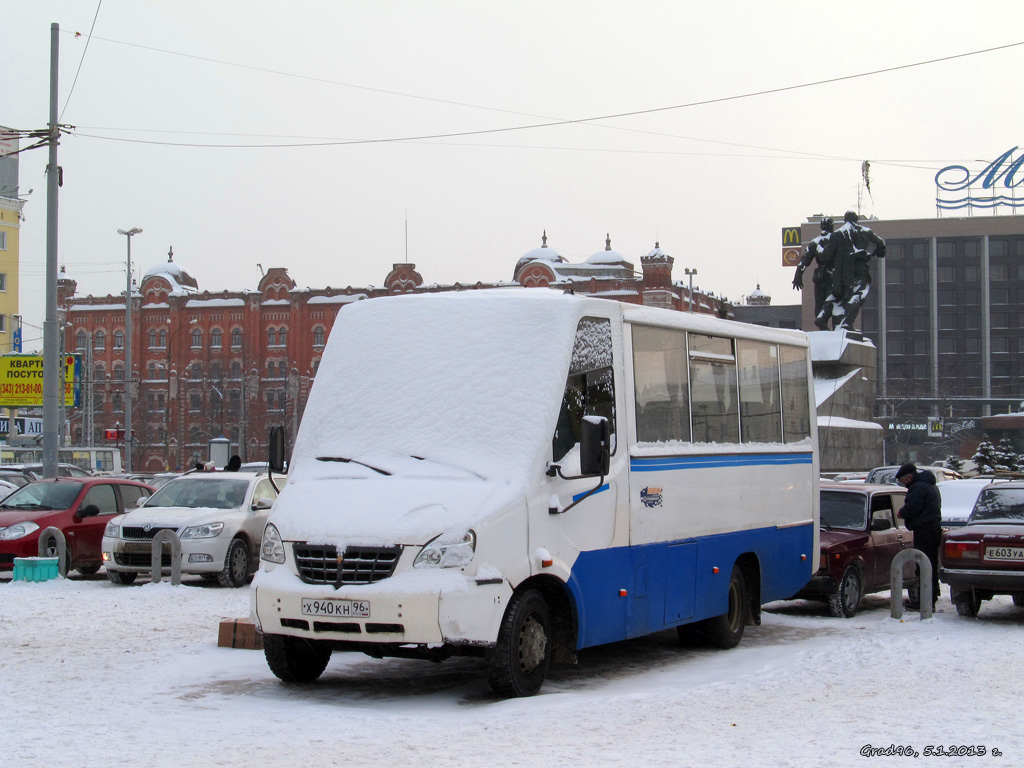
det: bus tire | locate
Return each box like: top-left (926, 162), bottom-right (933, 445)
top-left (487, 589), bottom-right (552, 698)
top-left (264, 633), bottom-right (332, 683)
top-left (702, 564), bottom-right (748, 649)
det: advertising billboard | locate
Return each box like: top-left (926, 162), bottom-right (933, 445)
top-left (0, 355), bottom-right (78, 407)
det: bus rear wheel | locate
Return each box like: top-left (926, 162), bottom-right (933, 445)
top-left (702, 564), bottom-right (748, 649)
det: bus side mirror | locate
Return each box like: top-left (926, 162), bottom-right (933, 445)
top-left (580, 416), bottom-right (610, 477)
top-left (268, 426), bottom-right (286, 474)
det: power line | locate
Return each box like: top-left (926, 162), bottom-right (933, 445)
top-left (60, 0), bottom-right (104, 122)
top-left (68, 39), bottom-right (1023, 151)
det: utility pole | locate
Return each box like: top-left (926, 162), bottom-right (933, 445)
top-left (42, 23), bottom-right (60, 479)
top-left (118, 227), bottom-right (142, 473)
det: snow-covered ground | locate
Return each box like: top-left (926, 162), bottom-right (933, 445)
top-left (2, 573), bottom-right (1021, 767)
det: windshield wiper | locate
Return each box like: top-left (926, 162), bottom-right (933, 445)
top-left (10, 503), bottom-right (54, 510)
top-left (316, 456), bottom-right (391, 476)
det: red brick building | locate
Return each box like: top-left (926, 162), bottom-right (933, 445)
top-left (60, 236), bottom-right (731, 471)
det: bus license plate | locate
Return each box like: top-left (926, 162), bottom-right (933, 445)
top-left (985, 546), bottom-right (1024, 562)
top-left (301, 598), bottom-right (370, 618)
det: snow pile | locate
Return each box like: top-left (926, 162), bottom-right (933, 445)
top-left (2, 574), bottom-right (1022, 767)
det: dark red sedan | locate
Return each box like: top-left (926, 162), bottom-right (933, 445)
top-left (941, 480), bottom-right (1024, 617)
top-left (0, 478), bottom-right (153, 575)
top-left (793, 482), bottom-right (914, 617)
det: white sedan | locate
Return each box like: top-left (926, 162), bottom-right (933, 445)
top-left (102, 471), bottom-right (278, 587)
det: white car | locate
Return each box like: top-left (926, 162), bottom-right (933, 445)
top-left (102, 472), bottom-right (279, 587)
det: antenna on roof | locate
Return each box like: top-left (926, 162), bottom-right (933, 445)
top-left (405, 209), bottom-right (409, 261)
top-left (256, 263), bottom-right (265, 277)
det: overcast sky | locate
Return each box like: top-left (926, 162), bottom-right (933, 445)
top-left (5, 1), bottom-right (1023, 348)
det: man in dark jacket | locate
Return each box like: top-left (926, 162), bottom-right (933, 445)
top-left (896, 462), bottom-right (942, 609)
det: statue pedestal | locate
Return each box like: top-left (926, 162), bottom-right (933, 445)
top-left (808, 330), bottom-right (883, 473)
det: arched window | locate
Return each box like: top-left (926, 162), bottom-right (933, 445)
top-left (211, 361), bottom-right (222, 379)
top-left (191, 328), bottom-right (202, 348)
top-left (93, 364), bottom-right (104, 380)
top-left (112, 392), bottom-right (123, 412)
top-left (191, 362), bottom-right (202, 379)
top-left (114, 364), bottom-right (125, 381)
top-left (230, 361), bottom-right (241, 379)
top-left (159, 329), bottom-right (167, 347)
top-left (231, 328), bottom-right (242, 347)
top-left (278, 327), bottom-right (288, 346)
top-left (114, 330), bottom-right (125, 349)
top-left (312, 358), bottom-right (320, 376)
top-left (211, 328), bottom-right (223, 348)
top-left (94, 330), bottom-right (106, 350)
top-left (149, 329), bottom-right (157, 347)
top-left (313, 326), bottom-right (325, 347)
top-left (147, 363), bottom-right (156, 379)
top-left (190, 426), bottom-right (200, 444)
top-left (268, 328), bottom-right (276, 346)
top-left (190, 392), bottom-right (201, 411)
top-left (76, 331), bottom-right (87, 350)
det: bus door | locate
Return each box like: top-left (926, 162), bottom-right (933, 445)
top-left (532, 317), bottom-right (627, 647)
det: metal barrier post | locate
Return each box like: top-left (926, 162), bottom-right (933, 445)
top-left (890, 548), bottom-right (933, 620)
top-left (150, 529), bottom-right (182, 586)
top-left (37, 526), bottom-right (70, 577)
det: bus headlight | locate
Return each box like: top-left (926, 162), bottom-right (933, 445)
top-left (414, 530), bottom-right (476, 569)
top-left (261, 523), bottom-right (285, 564)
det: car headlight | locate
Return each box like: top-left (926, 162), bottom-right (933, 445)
top-left (104, 518), bottom-right (122, 538)
top-left (414, 530), bottom-right (476, 569)
top-left (181, 522), bottom-right (224, 539)
top-left (260, 523), bottom-right (285, 564)
top-left (0, 521), bottom-right (40, 541)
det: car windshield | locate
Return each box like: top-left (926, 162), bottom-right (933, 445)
top-left (820, 491), bottom-right (868, 530)
top-left (144, 477), bottom-right (249, 510)
top-left (969, 488), bottom-right (1024, 524)
top-left (0, 482), bottom-right (81, 510)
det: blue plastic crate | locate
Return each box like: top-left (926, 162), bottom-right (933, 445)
top-left (12, 557), bottom-right (60, 582)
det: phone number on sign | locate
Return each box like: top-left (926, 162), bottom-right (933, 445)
top-left (860, 745), bottom-right (1002, 758)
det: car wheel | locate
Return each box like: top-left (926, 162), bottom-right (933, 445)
top-left (77, 564), bottom-right (101, 576)
top-left (700, 564), bottom-right (748, 649)
top-left (217, 538), bottom-right (250, 588)
top-left (106, 569), bottom-right (138, 585)
top-left (487, 589), bottom-right (552, 697)
top-left (828, 566), bottom-right (862, 618)
top-left (954, 590), bottom-right (981, 617)
top-left (264, 633), bottom-right (332, 683)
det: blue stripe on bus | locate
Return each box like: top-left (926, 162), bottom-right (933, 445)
top-left (565, 523), bottom-right (815, 649)
top-left (572, 484), bottom-right (609, 502)
top-left (630, 453), bottom-right (813, 472)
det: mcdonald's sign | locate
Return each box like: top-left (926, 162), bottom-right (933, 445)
top-left (781, 227), bottom-right (801, 246)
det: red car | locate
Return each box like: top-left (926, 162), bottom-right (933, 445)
top-left (793, 482), bottom-right (915, 617)
top-left (0, 478), bottom-right (153, 575)
top-left (941, 480), bottom-right (1024, 617)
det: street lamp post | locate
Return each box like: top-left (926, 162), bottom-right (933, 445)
top-left (166, 318), bottom-right (197, 469)
top-left (684, 268), bottom-right (698, 313)
top-left (117, 227), bottom-right (142, 472)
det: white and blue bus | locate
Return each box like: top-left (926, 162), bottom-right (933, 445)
top-left (252, 290), bottom-right (818, 696)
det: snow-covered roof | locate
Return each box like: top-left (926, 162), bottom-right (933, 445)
top-left (586, 235), bottom-right (632, 267)
top-left (66, 303), bottom-right (126, 312)
top-left (307, 294), bottom-right (367, 305)
top-left (142, 249), bottom-right (199, 294)
top-left (184, 298), bottom-right (246, 308)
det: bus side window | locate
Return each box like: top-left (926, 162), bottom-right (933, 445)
top-left (552, 318), bottom-right (615, 463)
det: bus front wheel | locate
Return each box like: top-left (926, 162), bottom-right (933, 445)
top-left (487, 589), bottom-right (552, 697)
